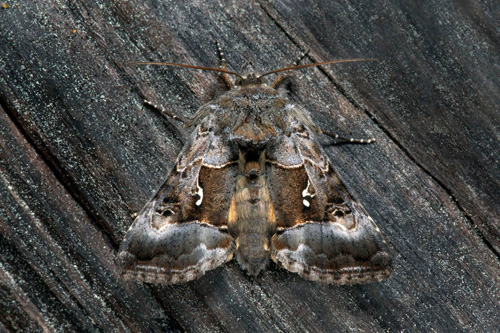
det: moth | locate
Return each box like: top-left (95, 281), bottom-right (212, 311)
top-left (117, 44), bottom-right (392, 285)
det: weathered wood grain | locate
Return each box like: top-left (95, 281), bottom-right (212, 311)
top-left (0, 0), bottom-right (499, 331)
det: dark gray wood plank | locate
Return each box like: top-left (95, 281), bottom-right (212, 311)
top-left (0, 0), bottom-right (499, 331)
top-left (0, 105), bottom-right (182, 331)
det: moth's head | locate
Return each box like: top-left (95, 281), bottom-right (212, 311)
top-left (234, 62), bottom-right (265, 87)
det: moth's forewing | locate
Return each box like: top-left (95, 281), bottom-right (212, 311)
top-left (269, 112), bottom-right (392, 284)
top-left (117, 115), bottom-right (236, 284)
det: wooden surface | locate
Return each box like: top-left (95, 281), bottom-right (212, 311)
top-left (1, 1), bottom-right (499, 331)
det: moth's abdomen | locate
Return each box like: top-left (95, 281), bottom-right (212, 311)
top-left (228, 152), bottom-right (276, 276)
top-left (235, 232), bottom-right (269, 276)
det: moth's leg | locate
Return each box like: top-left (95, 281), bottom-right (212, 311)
top-left (322, 130), bottom-right (376, 144)
top-left (216, 40), bottom-right (234, 89)
top-left (271, 49), bottom-right (310, 88)
top-left (143, 99), bottom-right (189, 124)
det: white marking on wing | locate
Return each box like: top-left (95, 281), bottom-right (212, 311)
top-left (302, 180), bottom-right (316, 207)
top-left (195, 178), bottom-right (203, 206)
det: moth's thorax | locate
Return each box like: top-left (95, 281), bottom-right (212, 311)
top-left (215, 84), bottom-right (290, 147)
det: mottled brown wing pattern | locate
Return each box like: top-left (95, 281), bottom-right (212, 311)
top-left (270, 120), bottom-right (392, 284)
top-left (119, 54), bottom-right (393, 285)
top-left (116, 116), bottom-right (237, 284)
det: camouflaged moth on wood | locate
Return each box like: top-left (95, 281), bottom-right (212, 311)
top-left (117, 43), bottom-right (392, 284)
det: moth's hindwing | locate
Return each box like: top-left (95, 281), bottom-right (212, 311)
top-left (268, 120), bottom-right (392, 284)
top-left (116, 115), bottom-right (237, 284)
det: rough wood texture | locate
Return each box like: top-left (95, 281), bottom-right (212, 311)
top-left (0, 1), bottom-right (499, 331)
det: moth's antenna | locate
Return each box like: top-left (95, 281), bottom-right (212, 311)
top-left (259, 58), bottom-right (378, 78)
top-left (130, 62), bottom-right (243, 79)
